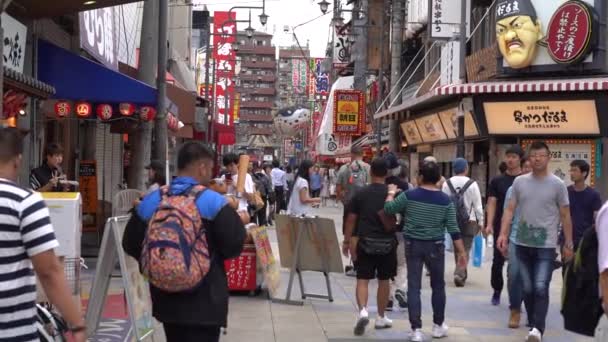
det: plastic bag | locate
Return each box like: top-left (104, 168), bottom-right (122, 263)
top-left (472, 233), bottom-right (485, 268)
top-left (444, 233), bottom-right (454, 253)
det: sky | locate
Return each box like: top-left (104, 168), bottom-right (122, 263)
top-left (192, 0), bottom-right (333, 57)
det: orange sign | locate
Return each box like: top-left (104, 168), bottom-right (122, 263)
top-left (78, 160), bottom-right (97, 230)
top-left (333, 90), bottom-right (365, 136)
top-left (233, 94), bottom-right (240, 124)
top-left (438, 108), bottom-right (479, 139)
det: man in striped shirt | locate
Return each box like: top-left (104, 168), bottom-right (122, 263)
top-left (384, 161), bottom-right (467, 342)
top-left (0, 127), bottom-right (85, 341)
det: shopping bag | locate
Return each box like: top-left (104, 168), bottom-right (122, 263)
top-left (472, 234), bottom-right (485, 268)
top-left (444, 233), bottom-right (454, 253)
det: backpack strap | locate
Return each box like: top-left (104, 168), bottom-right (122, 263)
top-left (459, 179), bottom-right (475, 196)
top-left (446, 179), bottom-right (457, 195)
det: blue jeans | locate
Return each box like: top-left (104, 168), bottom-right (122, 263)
top-left (516, 244), bottom-right (556, 334)
top-left (507, 243), bottom-right (523, 311)
top-left (405, 239), bottom-right (446, 330)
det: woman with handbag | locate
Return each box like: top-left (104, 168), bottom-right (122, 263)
top-left (342, 158), bottom-right (397, 336)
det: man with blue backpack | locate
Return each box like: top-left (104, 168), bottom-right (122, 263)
top-left (442, 158), bottom-right (484, 287)
top-left (123, 142), bottom-right (246, 342)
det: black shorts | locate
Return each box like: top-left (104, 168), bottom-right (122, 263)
top-left (355, 243), bottom-right (397, 280)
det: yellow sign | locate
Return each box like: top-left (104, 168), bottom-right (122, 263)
top-left (400, 121), bottom-right (423, 145)
top-left (233, 94), bottom-right (240, 123)
top-left (336, 100), bottom-right (360, 125)
top-left (438, 109), bottom-right (479, 139)
top-left (333, 90), bottom-right (364, 135)
top-left (415, 114), bottom-right (448, 143)
top-left (483, 100), bottom-right (600, 135)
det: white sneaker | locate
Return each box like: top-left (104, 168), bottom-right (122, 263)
top-left (410, 329), bottom-right (424, 342)
top-left (432, 323), bottom-right (449, 338)
top-left (526, 328), bottom-right (542, 342)
top-left (353, 308), bottom-right (369, 336)
top-left (374, 316), bottom-right (393, 329)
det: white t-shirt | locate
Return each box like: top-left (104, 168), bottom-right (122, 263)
top-left (441, 175), bottom-right (484, 223)
top-left (287, 177), bottom-right (310, 216)
top-left (222, 173), bottom-right (255, 212)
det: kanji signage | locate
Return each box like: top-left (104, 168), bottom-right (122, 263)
top-left (2, 14), bottom-right (27, 73)
top-left (312, 58), bottom-right (330, 97)
top-left (224, 245), bottom-right (257, 291)
top-left (333, 90), bottom-right (365, 136)
top-left (79, 7), bottom-right (118, 70)
top-left (75, 102), bottom-right (92, 118)
top-left (483, 100), bottom-right (600, 135)
top-left (430, 0), bottom-right (471, 39)
top-left (333, 28), bottom-right (351, 68)
top-left (291, 59), bottom-right (308, 95)
top-left (54, 101), bottom-right (71, 118)
top-left (546, 0), bottom-right (597, 64)
top-left (213, 11), bottom-right (236, 126)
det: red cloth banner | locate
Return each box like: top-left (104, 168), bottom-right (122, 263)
top-left (213, 11), bottom-right (236, 126)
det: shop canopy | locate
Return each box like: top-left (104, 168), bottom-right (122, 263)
top-left (374, 77), bottom-right (608, 121)
top-left (37, 39), bottom-right (157, 105)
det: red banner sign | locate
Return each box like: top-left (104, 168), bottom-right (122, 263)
top-left (333, 90), bottom-right (365, 136)
top-left (224, 245), bottom-right (257, 291)
top-left (546, 1), bottom-right (596, 64)
top-left (213, 11), bottom-right (237, 126)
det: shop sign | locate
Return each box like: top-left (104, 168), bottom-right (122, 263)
top-left (75, 102), bottom-right (92, 118)
top-left (119, 103), bottom-right (135, 116)
top-left (400, 121), bottom-right (423, 145)
top-left (284, 138), bottom-right (295, 156)
top-left (415, 114), bottom-right (448, 143)
top-left (96, 104), bottom-right (113, 121)
top-left (312, 58), bottom-right (330, 96)
top-left (213, 11), bottom-right (236, 126)
top-left (483, 100), bottom-right (600, 135)
top-left (333, 28), bottom-right (351, 68)
top-left (79, 7), bottom-right (118, 70)
top-left (54, 101), bottom-right (71, 118)
top-left (232, 94), bottom-right (240, 124)
top-left (291, 59), bottom-right (308, 95)
top-left (438, 108), bottom-right (479, 139)
top-left (333, 90), bottom-right (365, 136)
top-left (440, 41), bottom-right (461, 86)
top-left (139, 106), bottom-right (156, 122)
top-left (430, 0), bottom-right (471, 39)
top-left (2, 13), bottom-right (27, 73)
top-left (522, 139), bottom-right (597, 186)
top-left (546, 1), bottom-right (597, 64)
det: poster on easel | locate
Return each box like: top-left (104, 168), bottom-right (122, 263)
top-left (249, 225), bottom-right (280, 297)
top-left (85, 216), bottom-right (156, 341)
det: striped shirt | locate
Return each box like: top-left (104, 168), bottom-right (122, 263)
top-left (0, 179), bottom-right (58, 341)
top-left (384, 187), bottom-right (460, 241)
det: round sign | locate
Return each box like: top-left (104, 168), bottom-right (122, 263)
top-left (546, 1), bottom-right (596, 64)
top-left (96, 104), bottom-right (113, 121)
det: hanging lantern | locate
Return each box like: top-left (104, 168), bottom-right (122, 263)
top-left (140, 106), bottom-right (156, 122)
top-left (119, 103), bottom-right (135, 116)
top-left (54, 101), bottom-right (71, 118)
top-left (75, 102), bottom-right (92, 118)
top-left (167, 113), bottom-right (179, 131)
top-left (96, 104), bottom-right (113, 121)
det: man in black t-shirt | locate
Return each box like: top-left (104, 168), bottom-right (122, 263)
top-left (484, 145), bottom-right (523, 306)
top-left (30, 143), bottom-right (67, 192)
top-left (343, 158), bottom-right (396, 336)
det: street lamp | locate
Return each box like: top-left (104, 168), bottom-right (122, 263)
top-left (259, 12), bottom-right (269, 26)
top-left (318, 0), bottom-right (330, 14)
top-left (245, 10), bottom-right (255, 38)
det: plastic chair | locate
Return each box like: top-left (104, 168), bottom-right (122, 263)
top-left (112, 189), bottom-right (142, 217)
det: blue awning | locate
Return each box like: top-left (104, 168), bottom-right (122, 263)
top-left (37, 39), bottom-right (157, 105)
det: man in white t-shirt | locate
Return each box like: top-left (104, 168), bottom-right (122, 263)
top-left (222, 153), bottom-right (255, 216)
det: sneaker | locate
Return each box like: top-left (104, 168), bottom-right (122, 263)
top-left (395, 289), bottom-right (408, 309)
top-left (508, 309), bottom-right (521, 329)
top-left (525, 328), bottom-right (542, 342)
top-left (374, 316), bottom-right (393, 329)
top-left (432, 323), bottom-right (449, 338)
top-left (491, 291), bottom-right (501, 306)
top-left (410, 329), bottom-right (424, 342)
top-left (454, 274), bottom-right (465, 287)
top-left (354, 308), bottom-right (369, 336)
top-left (345, 265), bottom-right (357, 277)
top-left (386, 299), bottom-right (394, 311)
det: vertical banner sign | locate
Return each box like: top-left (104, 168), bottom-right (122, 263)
top-left (213, 11), bottom-right (236, 125)
top-left (440, 41), bottom-right (461, 85)
top-left (333, 28), bottom-right (351, 68)
top-left (314, 58), bottom-right (330, 98)
top-left (430, 0), bottom-right (471, 39)
top-left (232, 93), bottom-right (240, 124)
top-left (333, 90), bottom-right (365, 136)
top-left (79, 7), bottom-right (118, 70)
top-left (78, 160), bottom-right (98, 231)
top-left (308, 59), bottom-right (316, 101)
top-left (291, 59), bottom-right (308, 95)
top-left (2, 14), bottom-right (27, 73)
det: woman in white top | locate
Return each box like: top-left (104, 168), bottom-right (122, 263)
top-left (287, 160), bottom-right (321, 216)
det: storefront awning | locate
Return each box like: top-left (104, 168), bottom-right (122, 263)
top-left (374, 77), bottom-right (608, 121)
top-left (4, 66), bottom-right (55, 99)
top-left (37, 39), bottom-right (157, 105)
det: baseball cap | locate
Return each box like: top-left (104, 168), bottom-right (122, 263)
top-left (452, 158), bottom-right (468, 174)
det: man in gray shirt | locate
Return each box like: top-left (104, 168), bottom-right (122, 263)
top-left (497, 141), bottom-right (574, 342)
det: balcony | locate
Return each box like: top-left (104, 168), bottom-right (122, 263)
top-left (241, 101), bottom-right (273, 109)
top-left (239, 113), bottom-right (274, 122)
top-left (238, 88), bottom-right (275, 96)
top-left (241, 61), bottom-right (276, 69)
top-left (238, 74), bottom-right (276, 82)
top-left (237, 46), bottom-right (275, 56)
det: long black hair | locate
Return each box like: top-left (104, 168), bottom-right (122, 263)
top-left (296, 160), bottom-right (314, 185)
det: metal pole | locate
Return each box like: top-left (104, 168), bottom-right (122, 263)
top-left (456, 0), bottom-right (467, 158)
top-left (0, 1), bottom-right (12, 120)
top-left (375, 0), bottom-right (387, 154)
top-left (154, 0), bottom-right (169, 167)
top-left (388, 0), bottom-right (404, 153)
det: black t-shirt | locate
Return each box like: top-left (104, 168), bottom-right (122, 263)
top-left (487, 173), bottom-right (518, 229)
top-left (29, 163), bottom-right (62, 191)
top-left (568, 186), bottom-right (602, 246)
top-left (348, 183), bottom-right (391, 238)
top-left (386, 176), bottom-right (409, 192)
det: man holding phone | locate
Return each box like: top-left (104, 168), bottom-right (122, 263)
top-left (30, 143), bottom-right (69, 192)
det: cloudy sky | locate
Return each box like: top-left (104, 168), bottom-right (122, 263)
top-left (192, 0), bottom-right (333, 57)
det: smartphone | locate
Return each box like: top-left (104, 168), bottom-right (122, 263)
top-left (225, 173), bottom-right (233, 181)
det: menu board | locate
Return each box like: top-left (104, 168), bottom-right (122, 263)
top-left (400, 121), bottom-right (423, 145)
top-left (415, 114), bottom-right (448, 143)
top-left (225, 245), bottom-right (257, 291)
top-left (438, 109), bottom-right (479, 139)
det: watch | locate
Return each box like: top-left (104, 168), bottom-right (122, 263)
top-left (564, 242), bottom-right (575, 250)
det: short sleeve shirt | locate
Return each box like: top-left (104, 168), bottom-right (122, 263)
top-left (487, 173), bottom-right (518, 229)
top-left (348, 183), bottom-right (390, 238)
top-left (512, 173), bottom-right (569, 248)
top-left (287, 177), bottom-right (310, 216)
top-left (222, 173), bottom-right (255, 212)
top-left (568, 186), bottom-right (602, 246)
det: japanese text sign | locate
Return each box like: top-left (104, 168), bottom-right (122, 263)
top-left (333, 90), bottom-right (365, 136)
top-left (546, 1), bottom-right (596, 64)
top-left (79, 8), bottom-right (117, 70)
top-left (213, 11), bottom-right (237, 125)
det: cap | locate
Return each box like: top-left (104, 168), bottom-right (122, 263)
top-left (146, 160), bottom-right (164, 172)
top-left (496, 0), bottom-right (536, 21)
top-left (505, 145), bottom-right (524, 158)
top-left (452, 158), bottom-right (468, 174)
top-left (384, 152), bottom-right (400, 170)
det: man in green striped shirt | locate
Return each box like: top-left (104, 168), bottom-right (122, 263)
top-left (385, 161), bottom-right (467, 342)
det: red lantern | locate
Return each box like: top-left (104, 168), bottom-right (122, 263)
top-left (140, 106), bottom-right (156, 122)
top-left (75, 102), bottom-right (92, 118)
top-left (119, 103), bottom-right (135, 116)
top-left (167, 113), bottom-right (179, 131)
top-left (96, 104), bottom-right (113, 121)
top-left (54, 101), bottom-right (71, 118)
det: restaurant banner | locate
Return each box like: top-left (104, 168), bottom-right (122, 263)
top-left (438, 108), bottom-right (479, 138)
top-left (401, 121), bottom-right (424, 145)
top-left (313, 58), bottom-right (330, 97)
top-left (78, 160), bottom-right (97, 231)
top-left (430, 0), bottom-right (471, 39)
top-left (79, 7), bottom-right (118, 70)
top-left (415, 114), bottom-right (448, 143)
top-left (333, 90), bottom-right (365, 136)
top-left (232, 93), bottom-right (240, 124)
top-left (483, 100), bottom-right (600, 135)
top-left (522, 139), bottom-right (598, 186)
top-left (213, 11), bottom-right (236, 125)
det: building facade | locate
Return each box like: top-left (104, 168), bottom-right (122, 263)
top-left (277, 47), bottom-right (310, 109)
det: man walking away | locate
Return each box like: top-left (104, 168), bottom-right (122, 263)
top-left (384, 161), bottom-right (467, 342)
top-left (485, 145), bottom-right (524, 305)
top-left (0, 127), bottom-right (86, 341)
top-left (252, 162), bottom-right (272, 227)
top-left (442, 158), bottom-right (484, 287)
top-left (343, 158), bottom-right (396, 335)
top-left (271, 160), bottom-right (288, 213)
top-left (498, 141), bottom-right (574, 342)
top-left (123, 142), bottom-right (246, 342)
top-left (567, 160), bottom-right (602, 248)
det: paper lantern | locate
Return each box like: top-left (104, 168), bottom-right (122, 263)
top-left (119, 103), bottom-right (135, 116)
top-left (140, 106), bottom-right (156, 122)
top-left (96, 104), bottom-right (113, 121)
top-left (75, 102), bottom-right (92, 118)
top-left (167, 114), bottom-right (179, 131)
top-left (54, 101), bottom-right (71, 118)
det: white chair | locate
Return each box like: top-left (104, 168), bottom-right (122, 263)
top-left (112, 189), bottom-right (142, 217)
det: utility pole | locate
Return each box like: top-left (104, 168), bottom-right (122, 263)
top-left (456, 0), bottom-right (467, 158)
top-left (388, 0), bottom-right (404, 153)
top-left (154, 0), bottom-right (169, 168)
top-left (128, 0), bottom-right (159, 190)
top-left (353, 0), bottom-right (368, 92)
top-left (375, 0), bottom-right (387, 154)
